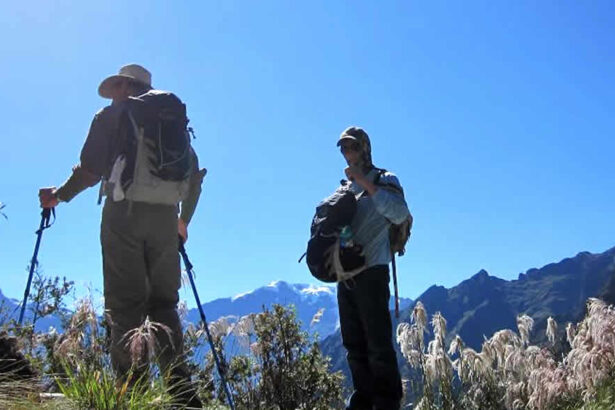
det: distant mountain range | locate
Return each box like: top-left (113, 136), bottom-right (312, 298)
top-left (4, 245), bottom-right (614, 364)
top-left (186, 280), bottom-right (412, 340)
top-left (322, 246), bottom-right (615, 380)
top-left (1, 280), bottom-right (412, 341)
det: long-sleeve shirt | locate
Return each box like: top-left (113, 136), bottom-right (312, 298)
top-left (347, 168), bottom-right (410, 269)
top-left (54, 102), bottom-right (204, 224)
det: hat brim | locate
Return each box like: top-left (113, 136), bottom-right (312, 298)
top-left (336, 135), bottom-right (358, 146)
top-left (98, 74), bottom-right (150, 99)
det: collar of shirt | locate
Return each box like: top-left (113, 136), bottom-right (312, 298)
top-left (349, 168), bottom-right (379, 196)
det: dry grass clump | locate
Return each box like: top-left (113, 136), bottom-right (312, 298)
top-left (397, 298), bottom-right (615, 409)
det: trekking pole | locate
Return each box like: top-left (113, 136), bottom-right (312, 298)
top-left (391, 251), bottom-right (399, 319)
top-left (18, 207), bottom-right (55, 326)
top-left (178, 239), bottom-right (236, 410)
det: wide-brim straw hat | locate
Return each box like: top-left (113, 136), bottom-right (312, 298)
top-left (98, 64), bottom-right (152, 98)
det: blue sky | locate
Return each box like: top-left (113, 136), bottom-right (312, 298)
top-left (1, 1), bottom-right (614, 308)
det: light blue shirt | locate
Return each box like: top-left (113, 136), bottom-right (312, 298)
top-left (347, 168), bottom-right (410, 270)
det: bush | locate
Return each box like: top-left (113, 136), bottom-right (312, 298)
top-left (4, 272), bottom-right (344, 409)
top-left (189, 304), bottom-right (344, 409)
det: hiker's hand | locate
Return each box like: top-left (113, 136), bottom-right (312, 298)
top-left (178, 218), bottom-right (188, 244)
top-left (345, 165), bottom-right (365, 183)
top-left (39, 187), bottom-right (59, 209)
top-left (345, 166), bottom-right (378, 196)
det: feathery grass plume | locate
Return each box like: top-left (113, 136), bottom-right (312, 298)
top-left (431, 312), bottom-right (447, 345)
top-left (565, 322), bottom-right (576, 347)
top-left (565, 298), bottom-right (615, 397)
top-left (546, 316), bottom-right (558, 345)
top-left (310, 308), bottom-right (325, 326)
top-left (525, 347), bottom-right (562, 408)
top-left (410, 323), bottom-right (425, 351)
top-left (458, 347), bottom-right (491, 383)
top-left (55, 297), bottom-right (101, 366)
top-left (396, 323), bottom-right (412, 358)
top-left (447, 334), bottom-right (464, 357)
top-left (504, 343), bottom-right (525, 373)
top-left (399, 298), bottom-right (615, 409)
top-left (412, 301), bottom-right (428, 331)
top-left (176, 300), bottom-right (188, 323)
top-left (232, 313), bottom-right (256, 349)
top-left (186, 321), bottom-right (207, 342)
top-left (122, 317), bottom-right (173, 367)
top-left (587, 297), bottom-right (607, 317)
top-left (488, 329), bottom-right (521, 368)
top-left (249, 341), bottom-right (261, 356)
top-left (180, 270), bottom-right (191, 289)
top-left (208, 316), bottom-right (232, 340)
top-left (414, 396), bottom-right (430, 410)
top-left (396, 322), bottom-right (425, 364)
top-left (233, 314), bottom-right (256, 336)
top-left (407, 349), bottom-right (423, 368)
top-left (517, 314), bottom-right (534, 346)
top-left (480, 337), bottom-right (497, 364)
top-left (425, 342), bottom-right (453, 384)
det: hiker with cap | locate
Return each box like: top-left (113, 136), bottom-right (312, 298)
top-left (38, 64), bottom-right (205, 407)
top-left (335, 126), bottom-right (410, 410)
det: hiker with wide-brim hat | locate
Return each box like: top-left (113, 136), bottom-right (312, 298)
top-left (97, 63), bottom-right (153, 100)
top-left (335, 126), bottom-right (411, 410)
top-left (38, 64), bottom-right (206, 408)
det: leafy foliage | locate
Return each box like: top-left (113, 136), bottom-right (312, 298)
top-left (186, 304), bottom-right (344, 409)
top-left (2, 271), bottom-right (344, 409)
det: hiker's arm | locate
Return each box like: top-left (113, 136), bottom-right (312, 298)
top-left (179, 149), bottom-right (207, 226)
top-left (53, 109), bottom-right (112, 202)
top-left (41, 165), bottom-right (98, 207)
top-left (370, 174), bottom-right (410, 224)
top-left (52, 165), bottom-right (101, 203)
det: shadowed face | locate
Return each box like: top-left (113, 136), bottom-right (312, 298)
top-left (109, 78), bottom-right (142, 103)
top-left (339, 139), bottom-right (362, 166)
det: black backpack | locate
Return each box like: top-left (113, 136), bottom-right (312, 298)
top-left (109, 90), bottom-right (193, 204)
top-left (303, 184), bottom-right (366, 283)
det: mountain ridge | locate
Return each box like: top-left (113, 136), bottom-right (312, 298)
top-left (322, 245), bottom-right (615, 378)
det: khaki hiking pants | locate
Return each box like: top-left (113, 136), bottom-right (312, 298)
top-left (101, 199), bottom-right (185, 378)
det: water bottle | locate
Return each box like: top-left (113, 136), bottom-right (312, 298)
top-left (340, 226), bottom-right (353, 248)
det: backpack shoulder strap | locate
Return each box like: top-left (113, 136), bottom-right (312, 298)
top-left (373, 167), bottom-right (404, 195)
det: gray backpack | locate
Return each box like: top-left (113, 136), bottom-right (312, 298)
top-left (106, 90), bottom-right (193, 205)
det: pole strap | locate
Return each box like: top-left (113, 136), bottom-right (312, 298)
top-left (37, 207), bottom-right (55, 234)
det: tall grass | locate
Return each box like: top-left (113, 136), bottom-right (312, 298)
top-left (397, 298), bottom-right (615, 409)
top-left (56, 365), bottom-right (171, 410)
top-left (2, 288), bottom-right (341, 409)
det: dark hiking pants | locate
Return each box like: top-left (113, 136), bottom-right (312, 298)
top-left (101, 199), bottom-right (186, 379)
top-left (337, 265), bottom-right (403, 410)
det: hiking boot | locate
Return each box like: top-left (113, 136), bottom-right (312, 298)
top-left (345, 391), bottom-right (373, 410)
